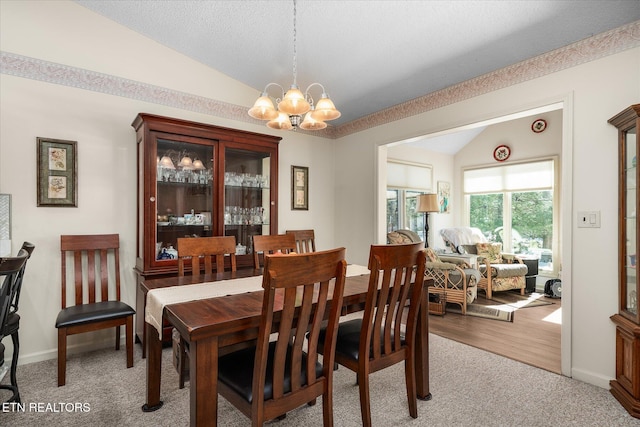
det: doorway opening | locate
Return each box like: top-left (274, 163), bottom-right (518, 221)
top-left (376, 100), bottom-right (572, 376)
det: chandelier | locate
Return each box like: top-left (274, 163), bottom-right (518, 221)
top-left (248, 0), bottom-right (340, 131)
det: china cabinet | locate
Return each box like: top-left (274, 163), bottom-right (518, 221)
top-left (609, 104), bottom-right (640, 419)
top-left (132, 113), bottom-right (280, 341)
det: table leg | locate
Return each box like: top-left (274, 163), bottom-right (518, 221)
top-left (142, 322), bottom-right (163, 412)
top-left (415, 290), bottom-right (432, 401)
top-left (190, 336), bottom-right (219, 426)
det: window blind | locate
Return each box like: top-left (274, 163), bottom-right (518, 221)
top-left (464, 160), bottom-right (554, 194)
top-left (387, 160), bottom-right (433, 191)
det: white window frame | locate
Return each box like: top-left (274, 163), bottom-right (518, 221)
top-left (463, 157), bottom-right (560, 275)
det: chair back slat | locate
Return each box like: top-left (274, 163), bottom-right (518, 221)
top-left (60, 234), bottom-right (121, 309)
top-left (286, 229), bottom-right (316, 253)
top-left (362, 242), bottom-right (426, 364)
top-left (252, 234), bottom-right (297, 269)
top-left (176, 236), bottom-right (236, 277)
top-left (253, 248), bottom-right (346, 409)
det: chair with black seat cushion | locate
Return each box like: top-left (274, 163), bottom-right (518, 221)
top-left (217, 247), bottom-right (347, 426)
top-left (317, 242), bottom-right (427, 426)
top-left (286, 229), bottom-right (316, 253)
top-left (0, 248), bottom-right (29, 402)
top-left (55, 234), bottom-right (135, 386)
top-left (175, 236), bottom-right (237, 389)
top-left (252, 233), bottom-right (297, 269)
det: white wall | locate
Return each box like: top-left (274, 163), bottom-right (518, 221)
top-left (334, 49), bottom-right (639, 387)
top-left (0, 1), bottom-right (336, 364)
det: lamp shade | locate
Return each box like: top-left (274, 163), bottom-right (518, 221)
top-left (417, 193), bottom-right (439, 213)
top-left (310, 95), bottom-right (341, 121)
top-left (248, 95), bottom-right (278, 120)
top-left (299, 111), bottom-right (327, 130)
top-left (267, 111), bottom-right (294, 130)
top-left (278, 85), bottom-right (311, 115)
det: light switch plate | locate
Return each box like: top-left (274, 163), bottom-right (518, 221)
top-left (577, 211), bottom-right (601, 228)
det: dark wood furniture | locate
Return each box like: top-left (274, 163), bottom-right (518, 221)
top-left (609, 104), bottom-right (640, 419)
top-left (136, 268), bottom-right (263, 359)
top-left (286, 229), bottom-right (316, 253)
top-left (252, 234), bottom-right (297, 269)
top-left (55, 234), bottom-right (135, 386)
top-left (318, 243), bottom-right (427, 426)
top-left (177, 236), bottom-right (237, 276)
top-left (132, 113), bottom-right (281, 344)
top-left (175, 235), bottom-right (238, 388)
top-left (0, 247), bottom-right (29, 403)
top-left (217, 248), bottom-right (347, 425)
top-left (141, 270), bottom-right (433, 426)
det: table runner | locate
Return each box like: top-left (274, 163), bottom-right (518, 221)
top-left (146, 263), bottom-right (371, 337)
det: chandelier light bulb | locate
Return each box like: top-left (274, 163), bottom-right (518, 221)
top-left (311, 95), bottom-right (341, 121)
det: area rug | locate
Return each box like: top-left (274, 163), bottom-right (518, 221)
top-left (489, 292), bottom-right (554, 309)
top-left (444, 292), bottom-right (554, 322)
top-left (446, 302), bottom-right (514, 322)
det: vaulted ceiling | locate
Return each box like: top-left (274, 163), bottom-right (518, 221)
top-left (75, 1), bottom-right (640, 132)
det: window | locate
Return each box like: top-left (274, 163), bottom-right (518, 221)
top-left (387, 189), bottom-right (426, 239)
top-left (386, 160), bottom-right (432, 239)
top-left (464, 159), bottom-right (557, 273)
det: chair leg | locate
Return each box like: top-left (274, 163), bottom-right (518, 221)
top-left (322, 388), bottom-right (334, 427)
top-left (404, 355), bottom-right (418, 418)
top-left (57, 328), bottom-right (66, 386)
top-left (115, 325), bottom-right (121, 350)
top-left (126, 316), bottom-right (134, 368)
top-left (357, 372), bottom-right (372, 427)
top-left (9, 331), bottom-right (20, 403)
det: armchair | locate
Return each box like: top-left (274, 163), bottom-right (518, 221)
top-left (462, 243), bottom-right (527, 299)
top-left (424, 248), bottom-right (478, 314)
top-left (439, 227), bottom-right (528, 300)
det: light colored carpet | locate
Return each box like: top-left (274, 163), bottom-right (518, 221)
top-left (1, 334), bottom-right (636, 426)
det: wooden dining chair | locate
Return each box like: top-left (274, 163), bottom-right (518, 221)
top-left (175, 235), bottom-right (237, 388)
top-left (217, 247), bottom-right (347, 426)
top-left (55, 234), bottom-right (135, 386)
top-left (0, 248), bottom-right (29, 403)
top-left (286, 229), bottom-right (316, 253)
top-left (176, 236), bottom-right (237, 276)
top-left (252, 233), bottom-right (297, 269)
top-left (317, 242), bottom-right (427, 426)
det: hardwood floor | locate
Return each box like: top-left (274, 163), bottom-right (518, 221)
top-left (428, 292), bottom-right (562, 374)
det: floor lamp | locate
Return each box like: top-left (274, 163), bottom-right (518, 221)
top-left (417, 193), bottom-right (439, 248)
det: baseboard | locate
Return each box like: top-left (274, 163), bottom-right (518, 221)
top-left (571, 367), bottom-right (613, 390)
top-left (5, 335), bottom-right (133, 367)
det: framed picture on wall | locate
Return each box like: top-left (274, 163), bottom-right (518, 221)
top-left (291, 165), bottom-right (309, 210)
top-left (437, 181), bottom-right (450, 214)
top-left (37, 137), bottom-right (78, 207)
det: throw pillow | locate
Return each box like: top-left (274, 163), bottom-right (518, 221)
top-left (476, 242), bottom-right (502, 263)
top-left (387, 231), bottom-right (413, 244)
top-left (424, 248), bottom-right (441, 263)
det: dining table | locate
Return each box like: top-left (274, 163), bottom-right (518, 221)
top-left (141, 265), bottom-right (433, 427)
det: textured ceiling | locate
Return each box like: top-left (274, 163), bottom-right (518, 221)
top-left (75, 0), bottom-right (640, 130)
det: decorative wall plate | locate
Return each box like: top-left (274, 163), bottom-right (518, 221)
top-left (532, 119), bottom-right (547, 133)
top-left (493, 144), bottom-right (511, 162)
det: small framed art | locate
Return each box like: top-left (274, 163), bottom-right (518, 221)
top-left (437, 181), bottom-right (450, 214)
top-left (37, 137), bottom-right (78, 207)
top-left (291, 165), bottom-right (309, 210)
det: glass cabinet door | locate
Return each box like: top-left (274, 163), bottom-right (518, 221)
top-left (623, 125), bottom-right (638, 317)
top-left (155, 137), bottom-right (214, 262)
top-left (224, 147), bottom-right (271, 255)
